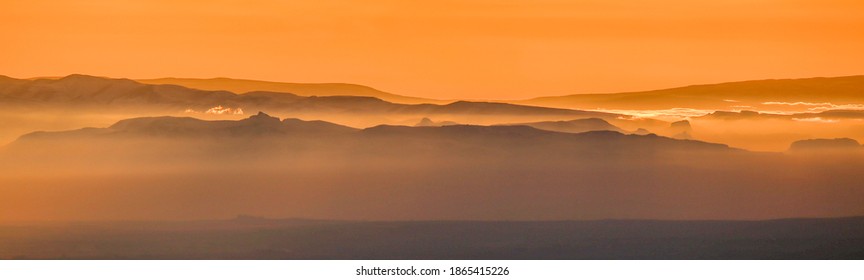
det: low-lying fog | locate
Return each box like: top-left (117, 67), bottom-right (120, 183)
top-left (1, 114), bottom-right (862, 223)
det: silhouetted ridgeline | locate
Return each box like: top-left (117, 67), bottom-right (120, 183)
top-left (495, 118), bottom-right (626, 134)
top-left (0, 74), bottom-right (635, 145)
top-left (789, 138), bottom-right (862, 152)
top-left (0, 74), bottom-right (616, 119)
top-left (1, 114), bottom-right (862, 222)
top-left (137, 77), bottom-right (446, 105)
top-left (519, 75), bottom-right (864, 110)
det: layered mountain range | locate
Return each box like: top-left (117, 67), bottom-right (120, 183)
top-left (2, 113), bottom-right (862, 222)
top-left (1, 74), bottom-right (863, 223)
top-left (0, 75), bottom-right (614, 118)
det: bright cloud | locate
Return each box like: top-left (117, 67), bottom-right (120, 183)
top-left (185, 106), bottom-right (245, 115)
top-left (791, 117), bottom-right (839, 123)
top-left (762, 101), bottom-right (864, 111)
top-left (602, 108), bottom-right (714, 120)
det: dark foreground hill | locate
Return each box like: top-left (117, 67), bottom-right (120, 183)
top-left (1, 216), bottom-right (863, 259)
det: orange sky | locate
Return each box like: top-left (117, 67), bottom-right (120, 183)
top-left (2, 0), bottom-right (863, 99)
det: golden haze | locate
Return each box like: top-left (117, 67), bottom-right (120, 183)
top-left (2, 0), bottom-right (864, 99)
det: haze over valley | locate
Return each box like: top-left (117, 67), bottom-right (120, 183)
top-left (2, 75), bottom-right (864, 223)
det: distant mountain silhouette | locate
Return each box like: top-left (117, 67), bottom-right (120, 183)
top-left (633, 128), bottom-right (652, 135)
top-left (669, 120), bottom-right (693, 139)
top-left (0, 74), bottom-right (236, 109)
top-left (415, 117), bottom-right (459, 127)
top-left (4, 75), bottom-right (864, 222)
top-left (358, 123), bottom-right (734, 157)
top-left (518, 76), bottom-right (864, 110)
top-left (0, 75), bottom-right (618, 119)
top-left (0, 75), bottom-right (27, 89)
top-left (12, 113), bottom-right (729, 152)
top-left (789, 138), bottom-right (862, 152)
top-left (7, 115), bottom-right (864, 222)
top-left (18, 112), bottom-right (355, 141)
top-left (138, 77), bottom-right (446, 105)
top-left (495, 118), bottom-right (626, 134)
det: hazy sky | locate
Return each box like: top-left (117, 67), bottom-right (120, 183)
top-left (2, 0), bottom-right (863, 99)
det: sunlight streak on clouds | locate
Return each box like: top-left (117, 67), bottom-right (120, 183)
top-left (185, 106), bottom-right (245, 115)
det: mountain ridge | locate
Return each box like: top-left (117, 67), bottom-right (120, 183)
top-left (137, 77), bottom-right (447, 105)
top-left (516, 75), bottom-right (864, 110)
top-left (8, 113), bottom-right (733, 154)
top-left (496, 118), bottom-right (626, 134)
top-left (0, 74), bottom-right (617, 120)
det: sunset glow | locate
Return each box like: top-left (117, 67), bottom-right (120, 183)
top-left (1, 0), bottom-right (864, 262)
top-left (3, 0), bottom-right (864, 99)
